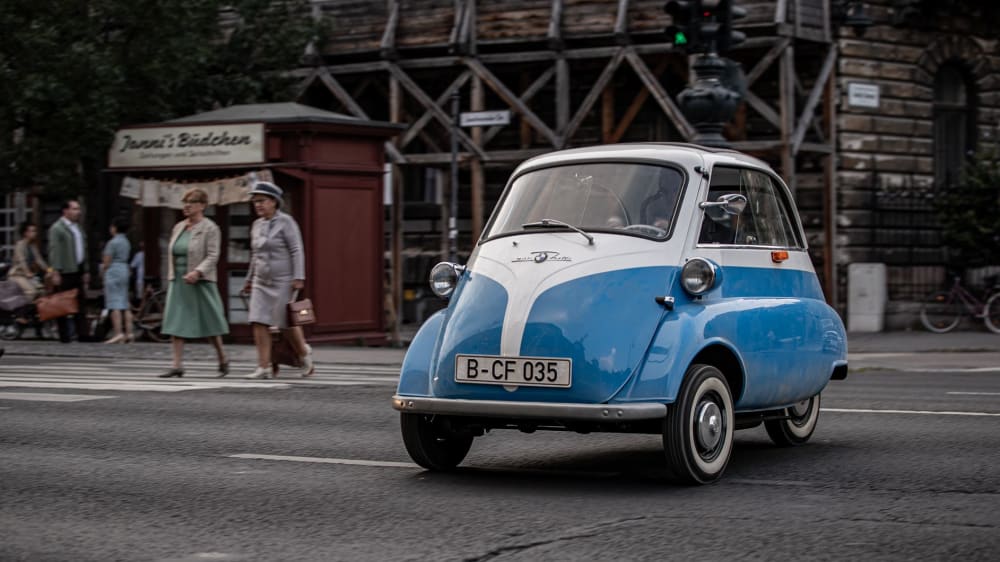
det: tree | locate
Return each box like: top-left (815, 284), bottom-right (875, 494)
top-left (936, 145), bottom-right (1000, 268)
top-left (0, 0), bottom-right (326, 196)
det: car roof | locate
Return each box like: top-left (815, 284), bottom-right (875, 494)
top-left (517, 143), bottom-right (773, 173)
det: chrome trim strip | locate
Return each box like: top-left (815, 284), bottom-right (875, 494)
top-left (392, 396), bottom-right (667, 421)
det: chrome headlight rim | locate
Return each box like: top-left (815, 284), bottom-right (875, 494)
top-left (681, 257), bottom-right (717, 296)
top-left (429, 262), bottom-right (463, 299)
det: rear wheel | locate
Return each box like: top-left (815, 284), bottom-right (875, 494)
top-left (400, 413), bottom-right (474, 471)
top-left (765, 394), bottom-right (821, 447)
top-left (663, 364), bottom-right (734, 485)
top-left (919, 290), bottom-right (962, 333)
top-left (137, 290), bottom-right (169, 342)
top-left (984, 293), bottom-right (1000, 335)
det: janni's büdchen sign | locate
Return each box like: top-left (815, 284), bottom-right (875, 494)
top-left (108, 123), bottom-right (265, 168)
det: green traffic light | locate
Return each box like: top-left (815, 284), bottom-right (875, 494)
top-left (674, 32), bottom-right (688, 45)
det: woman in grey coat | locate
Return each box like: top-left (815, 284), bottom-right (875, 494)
top-left (243, 181), bottom-right (314, 379)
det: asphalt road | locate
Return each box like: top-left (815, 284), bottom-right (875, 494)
top-left (1, 357), bottom-right (998, 561)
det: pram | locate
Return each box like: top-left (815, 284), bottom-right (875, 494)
top-left (0, 278), bottom-right (56, 340)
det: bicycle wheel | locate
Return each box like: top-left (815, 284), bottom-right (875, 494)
top-left (919, 290), bottom-right (963, 333)
top-left (137, 289), bottom-right (170, 342)
top-left (984, 292), bottom-right (1000, 334)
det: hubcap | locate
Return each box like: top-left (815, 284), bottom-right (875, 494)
top-left (790, 399), bottom-right (811, 419)
top-left (696, 400), bottom-right (723, 451)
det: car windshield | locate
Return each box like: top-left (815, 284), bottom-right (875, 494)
top-left (484, 162), bottom-right (685, 240)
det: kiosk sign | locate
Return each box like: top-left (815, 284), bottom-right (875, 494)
top-left (108, 123), bottom-right (265, 168)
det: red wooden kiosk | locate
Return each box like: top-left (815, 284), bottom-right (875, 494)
top-left (106, 103), bottom-right (402, 343)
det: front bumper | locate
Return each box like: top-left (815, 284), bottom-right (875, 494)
top-left (392, 395), bottom-right (667, 422)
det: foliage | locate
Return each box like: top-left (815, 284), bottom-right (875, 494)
top-left (935, 145), bottom-right (1000, 267)
top-left (0, 0), bottom-right (326, 196)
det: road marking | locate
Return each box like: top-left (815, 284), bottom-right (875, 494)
top-left (0, 380), bottom-right (290, 392)
top-left (0, 392), bottom-right (116, 402)
top-left (823, 407), bottom-right (1000, 417)
top-left (228, 453), bottom-right (417, 468)
top-left (947, 391), bottom-right (1000, 396)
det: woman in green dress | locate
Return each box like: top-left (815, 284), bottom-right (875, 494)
top-left (158, 188), bottom-right (230, 378)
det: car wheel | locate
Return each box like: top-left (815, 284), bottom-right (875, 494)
top-left (663, 364), bottom-right (734, 485)
top-left (764, 393), bottom-right (821, 447)
top-left (400, 413), bottom-right (474, 471)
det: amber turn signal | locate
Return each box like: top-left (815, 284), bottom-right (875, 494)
top-left (771, 250), bottom-right (789, 263)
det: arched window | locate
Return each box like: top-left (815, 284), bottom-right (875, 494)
top-left (933, 62), bottom-right (976, 188)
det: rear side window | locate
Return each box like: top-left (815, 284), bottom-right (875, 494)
top-left (698, 166), bottom-right (801, 248)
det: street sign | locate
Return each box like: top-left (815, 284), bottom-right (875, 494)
top-left (847, 82), bottom-right (880, 109)
top-left (459, 110), bottom-right (511, 127)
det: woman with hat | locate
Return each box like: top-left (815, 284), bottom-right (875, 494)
top-left (158, 187), bottom-right (230, 378)
top-left (243, 181), bottom-right (314, 379)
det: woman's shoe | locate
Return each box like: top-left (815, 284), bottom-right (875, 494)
top-left (124, 333), bottom-right (135, 343)
top-left (244, 367), bottom-right (272, 380)
top-left (217, 360), bottom-right (230, 378)
top-left (104, 334), bottom-right (126, 345)
top-left (158, 368), bottom-right (184, 378)
top-left (300, 345), bottom-right (315, 378)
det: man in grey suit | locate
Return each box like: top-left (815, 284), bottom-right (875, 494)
top-left (47, 199), bottom-right (90, 342)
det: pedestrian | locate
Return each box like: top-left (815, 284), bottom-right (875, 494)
top-left (243, 181), bottom-right (314, 379)
top-left (100, 216), bottom-right (134, 344)
top-left (129, 240), bottom-right (145, 304)
top-left (9, 221), bottom-right (53, 300)
top-left (47, 199), bottom-right (89, 343)
top-left (158, 188), bottom-right (230, 378)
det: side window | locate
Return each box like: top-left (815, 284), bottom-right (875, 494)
top-left (699, 167), bottom-right (800, 248)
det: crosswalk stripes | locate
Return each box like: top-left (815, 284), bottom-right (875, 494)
top-left (0, 358), bottom-right (400, 394)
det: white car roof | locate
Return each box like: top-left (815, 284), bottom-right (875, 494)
top-left (515, 143), bottom-right (774, 175)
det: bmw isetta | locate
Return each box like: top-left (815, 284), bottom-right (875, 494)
top-left (392, 143), bottom-right (848, 484)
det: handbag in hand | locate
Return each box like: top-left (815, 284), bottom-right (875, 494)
top-left (287, 290), bottom-right (316, 326)
top-left (37, 288), bottom-right (80, 321)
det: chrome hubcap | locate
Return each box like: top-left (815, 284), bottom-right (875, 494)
top-left (790, 399), bottom-right (811, 419)
top-left (696, 401), bottom-right (723, 451)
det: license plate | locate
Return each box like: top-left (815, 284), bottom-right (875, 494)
top-left (455, 354), bottom-right (572, 388)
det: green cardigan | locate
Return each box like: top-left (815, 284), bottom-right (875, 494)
top-left (47, 219), bottom-right (87, 274)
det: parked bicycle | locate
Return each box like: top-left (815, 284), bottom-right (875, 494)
top-left (132, 277), bottom-right (168, 342)
top-left (919, 274), bottom-right (1000, 334)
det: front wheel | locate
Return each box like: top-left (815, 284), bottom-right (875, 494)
top-left (984, 293), bottom-right (1000, 334)
top-left (764, 394), bottom-right (821, 447)
top-left (400, 413), bottom-right (474, 471)
top-left (663, 364), bottom-right (735, 485)
top-left (919, 290), bottom-right (962, 333)
top-left (137, 290), bottom-right (169, 343)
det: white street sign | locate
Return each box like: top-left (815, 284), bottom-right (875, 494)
top-left (460, 110), bottom-right (511, 127)
top-left (847, 83), bottom-right (880, 109)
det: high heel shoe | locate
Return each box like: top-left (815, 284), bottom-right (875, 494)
top-left (158, 368), bottom-right (184, 378)
top-left (244, 367), bottom-right (272, 380)
top-left (124, 333), bottom-right (135, 343)
top-left (103, 334), bottom-right (126, 345)
top-left (217, 360), bottom-right (230, 378)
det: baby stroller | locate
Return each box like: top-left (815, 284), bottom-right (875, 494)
top-left (0, 278), bottom-right (57, 340)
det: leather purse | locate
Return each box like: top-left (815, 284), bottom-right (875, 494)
top-left (287, 290), bottom-right (315, 326)
top-left (37, 288), bottom-right (80, 321)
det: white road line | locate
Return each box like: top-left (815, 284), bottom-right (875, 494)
top-left (823, 407), bottom-right (1000, 417)
top-left (0, 392), bottom-right (116, 402)
top-left (947, 391), bottom-right (1000, 396)
top-left (0, 381), bottom-right (290, 392)
top-left (228, 453), bottom-right (417, 468)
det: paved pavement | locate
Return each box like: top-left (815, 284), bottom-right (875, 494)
top-left (2, 327), bottom-right (999, 373)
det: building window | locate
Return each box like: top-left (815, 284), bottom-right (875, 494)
top-left (933, 62), bottom-right (976, 188)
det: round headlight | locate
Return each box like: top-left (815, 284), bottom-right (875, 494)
top-left (681, 258), bottom-right (717, 295)
top-left (429, 262), bottom-right (461, 299)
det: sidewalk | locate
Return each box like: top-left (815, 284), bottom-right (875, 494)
top-left (2, 328), bottom-right (998, 371)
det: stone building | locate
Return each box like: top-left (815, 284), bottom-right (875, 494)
top-left (281, 0), bottom-right (999, 330)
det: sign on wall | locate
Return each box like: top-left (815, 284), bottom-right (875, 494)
top-left (847, 83), bottom-right (881, 109)
top-left (108, 123), bottom-right (265, 168)
top-left (459, 110), bottom-right (511, 127)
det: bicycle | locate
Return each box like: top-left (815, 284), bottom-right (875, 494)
top-left (919, 275), bottom-right (1000, 334)
top-left (131, 279), bottom-right (169, 342)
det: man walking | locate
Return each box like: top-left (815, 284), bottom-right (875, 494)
top-left (48, 199), bottom-right (90, 343)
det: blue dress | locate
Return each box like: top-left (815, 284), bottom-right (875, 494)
top-left (102, 234), bottom-right (130, 310)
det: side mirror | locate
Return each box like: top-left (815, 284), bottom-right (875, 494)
top-left (699, 193), bottom-right (747, 223)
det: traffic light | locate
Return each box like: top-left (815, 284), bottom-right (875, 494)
top-left (717, 0), bottom-right (747, 53)
top-left (664, 1), bottom-right (701, 51)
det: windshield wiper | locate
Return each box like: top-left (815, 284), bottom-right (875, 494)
top-left (522, 218), bottom-right (594, 245)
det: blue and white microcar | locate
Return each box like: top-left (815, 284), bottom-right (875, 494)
top-left (392, 143), bottom-right (848, 484)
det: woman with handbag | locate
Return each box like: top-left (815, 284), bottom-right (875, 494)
top-left (242, 181), bottom-right (314, 379)
top-left (100, 216), bottom-right (134, 344)
top-left (158, 188), bottom-right (230, 378)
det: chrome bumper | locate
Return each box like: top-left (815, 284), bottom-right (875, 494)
top-left (392, 395), bottom-right (667, 422)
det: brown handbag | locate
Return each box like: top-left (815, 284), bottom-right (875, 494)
top-left (287, 290), bottom-right (315, 326)
top-left (37, 288), bottom-right (80, 321)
